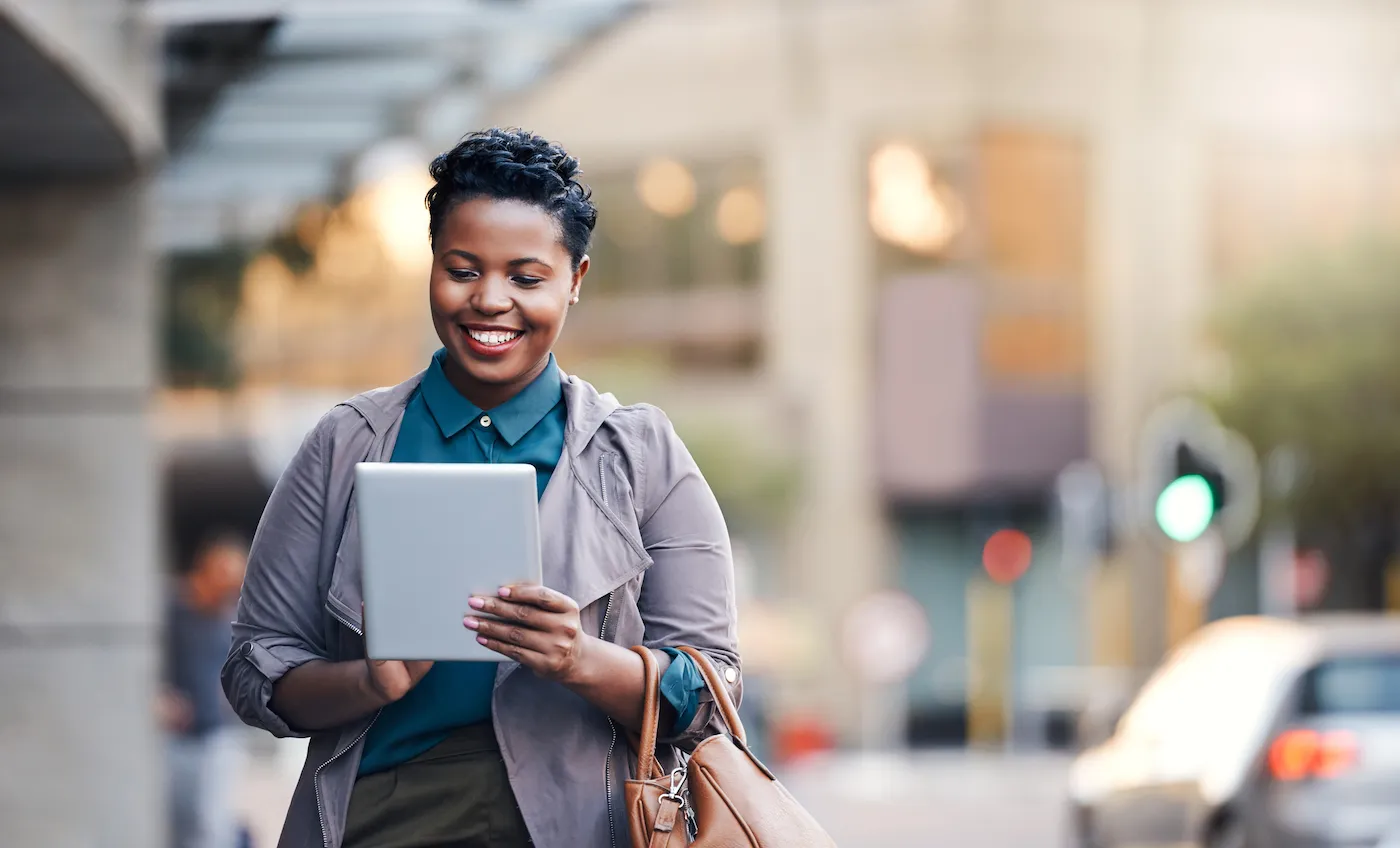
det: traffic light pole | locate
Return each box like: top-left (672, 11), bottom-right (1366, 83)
top-left (1259, 447), bottom-right (1301, 618)
top-left (1137, 398), bottom-right (1261, 651)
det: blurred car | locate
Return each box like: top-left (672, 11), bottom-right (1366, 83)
top-left (1068, 614), bottom-right (1400, 848)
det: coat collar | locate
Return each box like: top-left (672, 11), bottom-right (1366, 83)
top-left (343, 366), bottom-right (620, 457)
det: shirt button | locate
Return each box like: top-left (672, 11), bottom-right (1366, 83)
top-left (723, 666), bottom-right (738, 684)
top-left (479, 415), bottom-right (491, 428)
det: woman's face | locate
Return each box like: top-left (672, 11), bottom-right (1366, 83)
top-left (429, 197), bottom-right (586, 407)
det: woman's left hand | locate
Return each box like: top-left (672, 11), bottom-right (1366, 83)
top-left (465, 585), bottom-right (588, 683)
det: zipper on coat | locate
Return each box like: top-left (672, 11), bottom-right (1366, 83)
top-left (600, 590), bottom-right (618, 848)
top-left (315, 712), bottom-right (379, 848)
top-left (598, 453), bottom-right (609, 510)
top-left (316, 602), bottom-right (379, 848)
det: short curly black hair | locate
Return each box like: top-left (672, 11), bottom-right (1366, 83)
top-left (425, 128), bottom-right (597, 269)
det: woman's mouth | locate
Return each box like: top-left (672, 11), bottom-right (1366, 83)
top-left (462, 326), bottom-right (524, 357)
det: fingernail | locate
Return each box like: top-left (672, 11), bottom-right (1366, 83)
top-left (468, 597), bottom-right (485, 609)
top-left (463, 617), bottom-right (479, 630)
top-left (498, 586), bottom-right (512, 598)
top-left (476, 636), bottom-right (488, 645)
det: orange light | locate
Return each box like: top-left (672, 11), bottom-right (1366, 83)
top-left (1269, 729), bottom-right (1319, 781)
top-left (1268, 728), bottom-right (1359, 781)
top-left (1316, 730), bottom-right (1359, 778)
top-left (983, 529), bottom-right (1033, 584)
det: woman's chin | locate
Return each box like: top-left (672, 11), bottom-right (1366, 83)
top-left (449, 349), bottom-right (532, 386)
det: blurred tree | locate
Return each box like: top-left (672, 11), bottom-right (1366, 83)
top-left (1208, 240), bottom-right (1400, 608)
top-left (573, 359), bottom-right (799, 535)
top-left (161, 202), bottom-right (336, 388)
top-left (680, 427), bottom-right (800, 536)
top-left (164, 246), bottom-right (250, 388)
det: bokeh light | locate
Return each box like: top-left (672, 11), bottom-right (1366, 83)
top-left (715, 185), bottom-right (766, 245)
top-left (868, 142), bottom-right (963, 255)
top-left (359, 169), bottom-right (435, 273)
top-left (1155, 475), bottom-right (1215, 543)
top-left (982, 529), bottom-right (1033, 584)
top-left (636, 157), bottom-right (697, 218)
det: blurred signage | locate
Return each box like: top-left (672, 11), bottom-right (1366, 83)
top-left (1056, 460), bottom-right (1112, 569)
top-left (1294, 549), bottom-right (1330, 609)
top-left (842, 590), bottom-right (930, 684)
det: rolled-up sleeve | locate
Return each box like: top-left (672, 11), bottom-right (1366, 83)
top-left (221, 415), bottom-right (335, 738)
top-left (634, 406), bottom-right (742, 747)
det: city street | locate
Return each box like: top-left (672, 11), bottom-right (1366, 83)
top-left (236, 740), bottom-right (1072, 848)
top-left (784, 750), bottom-right (1073, 848)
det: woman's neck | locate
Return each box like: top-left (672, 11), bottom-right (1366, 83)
top-left (441, 354), bottom-right (550, 411)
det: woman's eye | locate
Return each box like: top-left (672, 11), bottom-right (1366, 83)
top-left (447, 268), bottom-right (478, 281)
top-left (513, 276), bottom-right (544, 287)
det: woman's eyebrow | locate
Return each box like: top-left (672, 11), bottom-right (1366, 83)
top-left (442, 250), bottom-right (551, 271)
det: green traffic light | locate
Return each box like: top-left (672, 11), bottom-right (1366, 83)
top-left (1155, 474), bottom-right (1215, 542)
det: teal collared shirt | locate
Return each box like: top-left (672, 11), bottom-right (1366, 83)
top-left (357, 351), bottom-right (705, 776)
top-left (358, 351), bottom-right (567, 775)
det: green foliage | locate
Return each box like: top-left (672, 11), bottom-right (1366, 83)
top-left (567, 359), bottom-right (799, 532)
top-left (1208, 239), bottom-right (1400, 523)
top-left (678, 426), bottom-right (800, 534)
top-left (163, 246), bottom-right (250, 388)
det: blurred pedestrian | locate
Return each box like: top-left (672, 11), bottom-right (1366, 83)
top-left (222, 129), bottom-right (741, 848)
top-left (165, 532), bottom-right (250, 848)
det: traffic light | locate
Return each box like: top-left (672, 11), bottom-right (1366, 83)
top-left (1154, 444), bottom-right (1227, 543)
top-left (1140, 399), bottom-right (1258, 549)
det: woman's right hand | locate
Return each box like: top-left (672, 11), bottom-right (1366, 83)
top-left (364, 657), bottom-right (434, 703)
top-left (360, 603), bottom-right (433, 703)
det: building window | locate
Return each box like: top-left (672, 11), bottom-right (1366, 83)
top-left (585, 157), bottom-right (765, 294)
top-left (870, 128), bottom-right (1089, 387)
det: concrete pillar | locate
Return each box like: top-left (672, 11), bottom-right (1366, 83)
top-left (0, 178), bottom-right (162, 846)
top-left (1086, 3), bottom-right (1209, 672)
top-left (765, 17), bottom-right (889, 734)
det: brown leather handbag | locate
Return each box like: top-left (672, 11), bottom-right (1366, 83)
top-left (626, 645), bottom-right (838, 848)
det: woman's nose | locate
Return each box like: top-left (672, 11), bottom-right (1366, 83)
top-left (470, 273), bottom-right (513, 315)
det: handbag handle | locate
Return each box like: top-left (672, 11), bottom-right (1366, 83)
top-left (674, 646), bottom-right (746, 746)
top-left (630, 645), bottom-right (747, 781)
top-left (631, 645), bottom-right (664, 781)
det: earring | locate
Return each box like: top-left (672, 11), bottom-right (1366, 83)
top-left (569, 296), bottom-right (579, 305)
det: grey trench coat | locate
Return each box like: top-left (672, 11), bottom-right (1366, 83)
top-left (221, 370), bottom-right (742, 848)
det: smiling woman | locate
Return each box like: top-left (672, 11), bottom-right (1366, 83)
top-left (222, 129), bottom-right (742, 848)
top-left (429, 198), bottom-right (583, 406)
top-left (425, 132), bottom-right (595, 408)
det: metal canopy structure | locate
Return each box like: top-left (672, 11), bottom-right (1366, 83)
top-left (150, 0), bottom-right (643, 250)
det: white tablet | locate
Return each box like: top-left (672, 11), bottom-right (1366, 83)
top-left (355, 462), bottom-right (542, 661)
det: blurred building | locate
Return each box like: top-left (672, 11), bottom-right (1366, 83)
top-left (0, 0), bottom-right (164, 843)
top-left (486, 0), bottom-right (1400, 745)
top-left (144, 0), bottom-right (1400, 755)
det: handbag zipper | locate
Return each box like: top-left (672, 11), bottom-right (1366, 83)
top-left (316, 604), bottom-right (381, 848)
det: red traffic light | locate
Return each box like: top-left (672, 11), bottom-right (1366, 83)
top-left (983, 529), bottom-right (1033, 584)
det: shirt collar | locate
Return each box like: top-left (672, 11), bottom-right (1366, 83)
top-left (420, 350), bottom-right (563, 445)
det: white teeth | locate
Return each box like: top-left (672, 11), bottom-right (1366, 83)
top-left (467, 329), bottom-right (522, 346)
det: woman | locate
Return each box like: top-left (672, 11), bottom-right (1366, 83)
top-left (223, 128), bottom-right (741, 848)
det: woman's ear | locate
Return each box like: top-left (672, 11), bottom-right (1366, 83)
top-left (570, 255), bottom-right (590, 302)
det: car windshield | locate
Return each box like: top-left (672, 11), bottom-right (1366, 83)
top-left (1301, 654), bottom-right (1400, 715)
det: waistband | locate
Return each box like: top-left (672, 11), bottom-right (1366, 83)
top-left (406, 721), bottom-right (501, 765)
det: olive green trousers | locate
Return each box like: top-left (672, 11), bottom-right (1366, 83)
top-left (344, 723), bottom-right (532, 848)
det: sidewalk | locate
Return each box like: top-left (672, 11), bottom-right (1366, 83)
top-left (233, 740), bottom-right (1072, 848)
